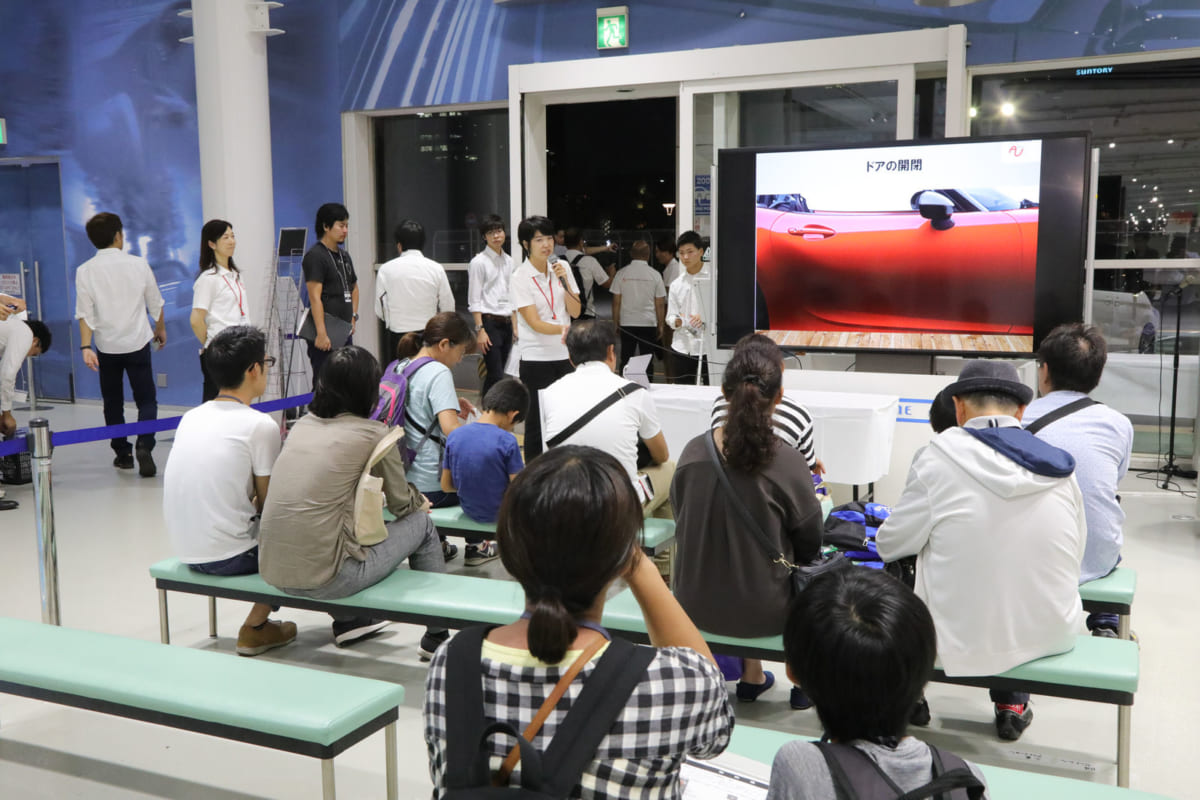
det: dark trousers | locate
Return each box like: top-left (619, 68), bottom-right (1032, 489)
top-left (200, 351), bottom-right (218, 402)
top-left (381, 329), bottom-right (420, 366)
top-left (307, 335), bottom-right (352, 384)
top-left (618, 326), bottom-right (659, 381)
top-left (518, 358), bottom-right (574, 460)
top-left (669, 350), bottom-right (709, 385)
top-left (97, 343), bottom-right (157, 456)
top-left (480, 316), bottom-right (513, 398)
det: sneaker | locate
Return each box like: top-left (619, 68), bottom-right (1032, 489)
top-left (1092, 626), bottom-right (1120, 639)
top-left (994, 703), bottom-right (1033, 741)
top-left (236, 619), bottom-right (298, 656)
top-left (113, 453), bottom-right (135, 469)
top-left (789, 686), bottom-right (814, 710)
top-left (735, 671), bottom-right (775, 702)
top-left (135, 447), bottom-right (156, 478)
top-left (0, 499), bottom-right (17, 511)
top-left (332, 617), bottom-right (391, 647)
top-left (464, 541), bottom-right (499, 566)
top-left (442, 540), bottom-right (458, 561)
top-left (910, 696), bottom-right (931, 727)
top-left (418, 630), bottom-right (450, 661)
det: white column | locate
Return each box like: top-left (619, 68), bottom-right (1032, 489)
top-left (189, 0), bottom-right (280, 328)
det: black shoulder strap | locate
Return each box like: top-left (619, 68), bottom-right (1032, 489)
top-left (546, 382), bottom-right (643, 448)
top-left (896, 744), bottom-right (985, 800)
top-left (817, 742), bottom-right (985, 800)
top-left (569, 253), bottom-right (591, 304)
top-left (570, 253), bottom-right (585, 267)
top-left (541, 638), bottom-right (656, 796)
top-left (704, 430), bottom-right (784, 564)
top-left (1024, 397), bottom-right (1099, 435)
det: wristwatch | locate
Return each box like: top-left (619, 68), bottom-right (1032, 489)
top-left (352, 313), bottom-right (360, 321)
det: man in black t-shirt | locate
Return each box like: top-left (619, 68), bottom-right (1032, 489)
top-left (302, 202), bottom-right (358, 379)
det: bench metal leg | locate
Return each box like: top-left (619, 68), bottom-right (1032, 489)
top-left (1118, 704), bottom-right (1131, 788)
top-left (385, 721), bottom-right (398, 800)
top-left (1118, 613), bottom-right (1131, 641)
top-left (321, 759), bottom-right (336, 799)
top-left (157, 589), bottom-right (170, 645)
top-left (208, 596), bottom-right (217, 638)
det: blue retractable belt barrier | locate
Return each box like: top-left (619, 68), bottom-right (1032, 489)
top-left (0, 393), bottom-right (313, 458)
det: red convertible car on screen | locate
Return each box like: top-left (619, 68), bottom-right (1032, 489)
top-left (755, 188), bottom-right (1039, 334)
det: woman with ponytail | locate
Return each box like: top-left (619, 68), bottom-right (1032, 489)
top-left (670, 333), bottom-right (824, 708)
top-left (422, 446), bottom-right (733, 797)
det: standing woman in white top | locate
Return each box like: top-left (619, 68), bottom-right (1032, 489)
top-left (191, 219), bottom-right (250, 401)
top-left (510, 216), bottom-right (581, 459)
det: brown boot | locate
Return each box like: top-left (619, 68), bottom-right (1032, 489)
top-left (236, 619), bottom-right (298, 656)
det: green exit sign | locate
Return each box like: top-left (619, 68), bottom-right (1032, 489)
top-left (597, 6), bottom-right (628, 50)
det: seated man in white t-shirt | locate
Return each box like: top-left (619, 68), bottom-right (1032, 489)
top-left (162, 325), bottom-right (295, 656)
top-left (541, 320), bottom-right (674, 517)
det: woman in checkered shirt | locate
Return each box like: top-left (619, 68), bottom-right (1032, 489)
top-left (423, 446), bottom-right (734, 798)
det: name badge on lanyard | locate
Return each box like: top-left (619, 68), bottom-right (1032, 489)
top-left (344, 291), bottom-right (352, 303)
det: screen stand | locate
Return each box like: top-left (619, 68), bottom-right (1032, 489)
top-left (855, 353), bottom-right (934, 375)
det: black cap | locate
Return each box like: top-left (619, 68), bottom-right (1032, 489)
top-left (945, 360), bottom-right (1033, 406)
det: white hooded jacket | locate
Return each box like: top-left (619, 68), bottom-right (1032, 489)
top-left (876, 415), bottom-right (1086, 676)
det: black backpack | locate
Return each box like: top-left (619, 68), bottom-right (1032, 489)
top-left (816, 741), bottom-right (986, 800)
top-left (568, 254), bottom-right (593, 319)
top-left (443, 626), bottom-right (656, 798)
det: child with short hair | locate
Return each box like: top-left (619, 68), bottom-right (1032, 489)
top-left (441, 378), bottom-right (529, 565)
top-left (767, 569), bottom-right (989, 800)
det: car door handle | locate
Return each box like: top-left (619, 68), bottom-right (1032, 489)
top-left (787, 224), bottom-right (836, 240)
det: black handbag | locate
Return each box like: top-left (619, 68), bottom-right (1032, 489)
top-left (704, 431), bottom-right (850, 596)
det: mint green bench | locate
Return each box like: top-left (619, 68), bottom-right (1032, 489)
top-left (599, 590), bottom-right (1139, 788)
top-left (1079, 567), bottom-right (1137, 639)
top-left (0, 617), bottom-right (404, 799)
top-left (427, 506), bottom-right (677, 555)
top-left (725, 725), bottom-right (1171, 799)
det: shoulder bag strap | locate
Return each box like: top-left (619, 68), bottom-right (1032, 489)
top-left (363, 427), bottom-right (404, 475)
top-left (704, 429), bottom-right (788, 566)
top-left (541, 638), bottom-right (657, 797)
top-left (816, 742), bottom-right (905, 800)
top-left (1024, 396), bottom-right (1099, 435)
top-left (545, 382), bottom-right (644, 449)
top-left (570, 253), bottom-right (591, 304)
top-left (491, 634), bottom-right (608, 786)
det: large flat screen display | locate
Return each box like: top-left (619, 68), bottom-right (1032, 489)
top-left (716, 134), bottom-right (1091, 354)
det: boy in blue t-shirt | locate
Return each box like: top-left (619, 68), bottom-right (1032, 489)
top-left (441, 379), bottom-right (529, 566)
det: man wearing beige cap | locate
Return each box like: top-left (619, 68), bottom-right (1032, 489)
top-left (877, 359), bottom-right (1086, 742)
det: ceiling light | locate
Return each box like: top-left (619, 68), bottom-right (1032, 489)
top-left (1108, 142), bottom-right (1116, 149)
top-left (1152, 196), bottom-right (1158, 202)
top-left (1000, 102), bottom-right (1015, 117)
top-left (968, 107), bottom-right (978, 118)
top-left (1168, 139), bottom-right (1175, 144)
top-left (1154, 185), bottom-right (1159, 190)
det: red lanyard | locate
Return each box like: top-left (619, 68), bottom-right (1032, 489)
top-left (531, 273), bottom-right (557, 320)
top-left (220, 272), bottom-right (245, 318)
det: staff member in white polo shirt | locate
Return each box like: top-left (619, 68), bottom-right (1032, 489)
top-left (511, 215), bottom-right (581, 459)
top-left (611, 239), bottom-right (666, 381)
top-left (191, 219), bottom-right (250, 401)
top-left (541, 320), bottom-right (673, 517)
top-left (375, 218), bottom-right (454, 363)
top-left (468, 214), bottom-right (515, 398)
top-left (76, 212), bottom-right (167, 478)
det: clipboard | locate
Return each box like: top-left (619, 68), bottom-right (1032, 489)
top-left (297, 307), bottom-right (353, 348)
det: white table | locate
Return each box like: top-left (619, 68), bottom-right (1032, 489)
top-left (648, 384), bottom-right (898, 486)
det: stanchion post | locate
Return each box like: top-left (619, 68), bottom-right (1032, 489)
top-left (29, 419), bottom-right (60, 626)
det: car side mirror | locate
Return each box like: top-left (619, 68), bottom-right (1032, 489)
top-left (917, 191), bottom-right (955, 230)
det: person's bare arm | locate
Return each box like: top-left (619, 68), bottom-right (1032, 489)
top-left (654, 297), bottom-right (666, 337)
top-left (612, 294), bottom-right (622, 326)
top-left (252, 475), bottom-right (271, 513)
top-left (625, 550), bottom-right (715, 664)
top-left (79, 319), bottom-right (99, 371)
top-left (305, 281), bottom-right (331, 350)
top-left (440, 468), bottom-right (456, 493)
top-left (643, 431), bottom-right (669, 465)
top-left (189, 308), bottom-right (208, 346)
top-left (154, 310), bottom-right (167, 346)
top-left (351, 284), bottom-right (360, 334)
top-left (437, 407), bottom-right (464, 437)
top-left (518, 305), bottom-right (566, 336)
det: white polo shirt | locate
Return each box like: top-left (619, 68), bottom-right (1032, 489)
top-left (75, 248), bottom-right (165, 354)
top-left (563, 249), bottom-right (609, 318)
top-left (662, 258), bottom-right (683, 289)
top-left (611, 260), bottom-right (666, 327)
top-left (541, 361), bottom-right (663, 489)
top-left (511, 259), bottom-right (579, 362)
top-left (375, 249), bottom-right (455, 333)
top-left (192, 266), bottom-right (250, 347)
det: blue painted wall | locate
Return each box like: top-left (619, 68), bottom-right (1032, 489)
top-left (1, 0), bottom-right (1194, 403)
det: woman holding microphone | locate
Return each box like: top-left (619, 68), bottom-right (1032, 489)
top-left (510, 215), bottom-right (581, 459)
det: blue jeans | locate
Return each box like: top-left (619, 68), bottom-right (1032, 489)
top-left (189, 546), bottom-right (259, 576)
top-left (280, 511), bottom-right (446, 626)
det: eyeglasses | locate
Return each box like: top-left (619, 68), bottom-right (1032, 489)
top-left (261, 356), bottom-right (276, 368)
